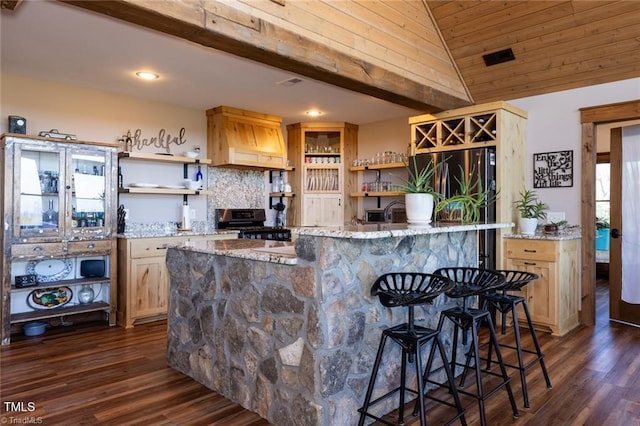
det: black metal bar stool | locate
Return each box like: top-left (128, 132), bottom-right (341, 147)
top-left (432, 267), bottom-right (519, 426)
top-left (358, 272), bottom-right (467, 426)
top-left (482, 270), bottom-right (552, 408)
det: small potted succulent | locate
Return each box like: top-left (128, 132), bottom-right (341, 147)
top-left (544, 219), bottom-right (568, 234)
top-left (514, 189), bottom-right (548, 235)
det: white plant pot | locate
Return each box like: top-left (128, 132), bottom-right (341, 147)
top-left (405, 193), bottom-right (434, 225)
top-left (519, 217), bottom-right (538, 235)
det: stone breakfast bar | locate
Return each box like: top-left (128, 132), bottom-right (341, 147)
top-left (165, 222), bottom-right (512, 425)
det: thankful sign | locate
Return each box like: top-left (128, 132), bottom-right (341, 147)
top-left (122, 128), bottom-right (188, 153)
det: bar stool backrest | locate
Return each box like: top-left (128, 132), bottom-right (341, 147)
top-left (371, 272), bottom-right (455, 308)
top-left (434, 267), bottom-right (506, 299)
top-left (496, 270), bottom-right (539, 291)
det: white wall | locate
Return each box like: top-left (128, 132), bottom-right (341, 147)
top-left (508, 77), bottom-right (640, 225)
top-left (1, 73), bottom-right (209, 223)
top-left (355, 117), bottom-right (410, 216)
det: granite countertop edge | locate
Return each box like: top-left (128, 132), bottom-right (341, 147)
top-left (504, 230), bottom-right (582, 241)
top-left (291, 222), bottom-right (514, 240)
top-left (117, 230), bottom-right (239, 239)
top-left (167, 239), bottom-right (298, 265)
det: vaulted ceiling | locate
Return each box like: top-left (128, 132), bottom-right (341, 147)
top-left (2, 1), bottom-right (639, 124)
top-left (427, 1), bottom-right (640, 103)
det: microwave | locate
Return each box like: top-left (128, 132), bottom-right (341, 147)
top-left (365, 209), bottom-right (386, 223)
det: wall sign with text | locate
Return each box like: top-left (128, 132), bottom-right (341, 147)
top-left (533, 150), bottom-right (573, 188)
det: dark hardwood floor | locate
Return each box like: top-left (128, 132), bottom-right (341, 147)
top-left (2, 279), bottom-right (639, 425)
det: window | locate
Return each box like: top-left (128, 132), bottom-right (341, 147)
top-left (596, 153), bottom-right (610, 224)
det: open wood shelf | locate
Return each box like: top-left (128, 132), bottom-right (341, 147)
top-left (349, 162), bottom-right (405, 172)
top-left (11, 276), bottom-right (110, 293)
top-left (118, 152), bottom-right (212, 164)
top-left (350, 191), bottom-right (404, 197)
top-left (11, 302), bottom-right (110, 324)
top-left (118, 187), bottom-right (212, 195)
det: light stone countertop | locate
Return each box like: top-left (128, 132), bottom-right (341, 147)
top-left (291, 221), bottom-right (514, 240)
top-left (169, 238), bottom-right (298, 265)
top-left (504, 226), bottom-right (582, 241)
top-left (167, 222), bottom-right (515, 264)
top-left (117, 229), bottom-right (239, 239)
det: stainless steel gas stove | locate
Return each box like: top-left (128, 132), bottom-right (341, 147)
top-left (215, 208), bottom-right (291, 241)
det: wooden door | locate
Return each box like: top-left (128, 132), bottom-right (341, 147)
top-left (609, 126), bottom-right (640, 325)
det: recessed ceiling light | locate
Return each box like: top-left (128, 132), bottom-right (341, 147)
top-left (136, 71), bottom-right (160, 80)
top-left (305, 110), bottom-right (323, 117)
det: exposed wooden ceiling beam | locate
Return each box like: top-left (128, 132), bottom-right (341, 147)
top-left (0, 0), bottom-right (23, 10)
top-left (60, 0), bottom-right (471, 113)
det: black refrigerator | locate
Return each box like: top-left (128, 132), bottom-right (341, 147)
top-left (416, 147), bottom-right (497, 270)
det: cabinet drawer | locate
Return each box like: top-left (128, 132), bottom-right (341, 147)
top-left (67, 240), bottom-right (112, 255)
top-left (130, 239), bottom-right (173, 258)
top-left (505, 239), bottom-right (557, 262)
top-left (11, 243), bottom-right (65, 259)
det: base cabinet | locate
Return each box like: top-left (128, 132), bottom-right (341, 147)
top-left (504, 238), bottom-right (580, 336)
top-left (302, 194), bottom-right (344, 226)
top-left (117, 234), bottom-right (236, 327)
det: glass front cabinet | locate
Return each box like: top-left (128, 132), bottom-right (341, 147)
top-left (1, 134), bottom-right (118, 345)
top-left (286, 122), bottom-right (358, 226)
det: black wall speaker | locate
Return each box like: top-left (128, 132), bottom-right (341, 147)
top-left (80, 260), bottom-right (105, 278)
top-left (8, 116), bottom-right (27, 134)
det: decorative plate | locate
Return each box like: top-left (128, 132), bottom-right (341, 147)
top-left (26, 258), bottom-right (73, 283)
top-left (27, 286), bottom-right (73, 310)
top-left (160, 185), bottom-right (185, 189)
top-left (129, 183), bottom-right (160, 188)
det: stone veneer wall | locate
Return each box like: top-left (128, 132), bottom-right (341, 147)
top-left (166, 231), bottom-right (477, 425)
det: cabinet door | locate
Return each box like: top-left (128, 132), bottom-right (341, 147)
top-left (303, 194), bottom-right (343, 226)
top-left (507, 258), bottom-right (556, 328)
top-left (130, 256), bottom-right (168, 319)
top-left (68, 147), bottom-right (114, 239)
top-left (13, 143), bottom-right (66, 240)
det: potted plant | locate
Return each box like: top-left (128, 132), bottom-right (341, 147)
top-left (514, 189), bottom-right (548, 235)
top-left (435, 164), bottom-right (497, 224)
top-left (596, 217), bottom-right (610, 251)
top-left (544, 219), bottom-right (568, 233)
top-left (397, 156), bottom-right (441, 225)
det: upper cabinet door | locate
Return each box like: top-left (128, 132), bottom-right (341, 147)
top-left (68, 147), bottom-right (114, 239)
top-left (13, 143), bottom-right (66, 241)
top-left (11, 141), bottom-right (115, 242)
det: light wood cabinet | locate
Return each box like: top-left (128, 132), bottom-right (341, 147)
top-left (409, 101), bottom-right (528, 267)
top-left (303, 194), bottom-right (344, 226)
top-left (504, 238), bottom-right (580, 336)
top-left (1, 134), bottom-right (118, 345)
top-left (206, 106), bottom-right (287, 169)
top-left (117, 234), bottom-right (236, 327)
top-left (287, 122), bottom-right (358, 226)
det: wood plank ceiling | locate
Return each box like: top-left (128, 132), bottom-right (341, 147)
top-left (426, 1), bottom-right (640, 103)
top-left (6, 1), bottom-right (639, 109)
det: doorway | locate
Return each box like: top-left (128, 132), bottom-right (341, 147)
top-left (609, 125), bottom-right (640, 325)
top-left (580, 100), bottom-right (640, 326)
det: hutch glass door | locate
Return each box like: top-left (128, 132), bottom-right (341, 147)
top-left (15, 144), bottom-right (65, 240)
top-left (69, 148), bottom-right (111, 238)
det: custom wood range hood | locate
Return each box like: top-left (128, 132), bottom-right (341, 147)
top-left (206, 106), bottom-right (287, 170)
